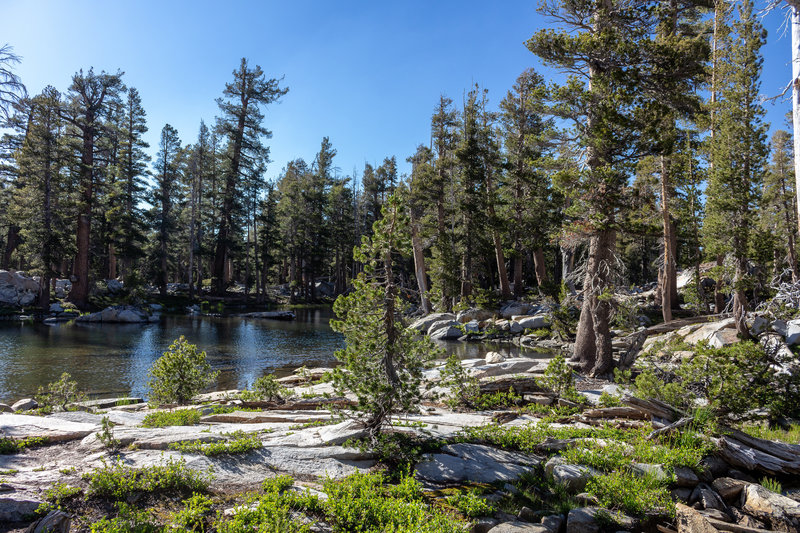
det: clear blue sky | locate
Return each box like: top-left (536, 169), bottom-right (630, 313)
top-left (0, 0), bottom-right (795, 183)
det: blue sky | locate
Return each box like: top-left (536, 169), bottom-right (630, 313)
top-left (0, 0), bottom-right (795, 184)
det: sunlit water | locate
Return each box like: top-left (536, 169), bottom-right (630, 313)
top-left (0, 308), bottom-right (550, 403)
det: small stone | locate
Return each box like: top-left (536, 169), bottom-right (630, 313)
top-left (485, 352), bottom-right (506, 364)
top-left (540, 514), bottom-right (564, 533)
top-left (488, 521), bottom-right (548, 533)
top-left (675, 503), bottom-right (720, 533)
top-left (11, 398), bottom-right (38, 412)
top-left (26, 509), bottom-right (71, 533)
top-left (518, 506), bottom-right (537, 522)
top-left (711, 477), bottom-right (748, 503)
top-left (673, 466), bottom-right (700, 488)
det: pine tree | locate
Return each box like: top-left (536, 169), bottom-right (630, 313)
top-left (151, 124), bottom-right (183, 297)
top-left (499, 68), bottom-right (554, 296)
top-left (212, 58), bottom-right (287, 294)
top-left (762, 130), bottom-right (798, 280)
top-left (703, 0), bottom-right (767, 337)
top-left (0, 44), bottom-right (25, 123)
top-left (12, 87), bottom-right (72, 307)
top-left (64, 68), bottom-right (124, 308)
top-left (330, 192), bottom-right (437, 439)
top-left (111, 87), bottom-right (149, 282)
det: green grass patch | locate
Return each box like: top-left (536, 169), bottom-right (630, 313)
top-left (323, 471), bottom-right (465, 532)
top-left (83, 456), bottom-right (211, 500)
top-left (587, 471), bottom-right (673, 518)
top-left (141, 409), bottom-right (201, 428)
top-left (90, 502), bottom-right (161, 533)
top-left (36, 483), bottom-right (83, 514)
top-left (0, 436), bottom-right (48, 454)
top-left (169, 431), bottom-right (263, 456)
top-left (444, 487), bottom-right (495, 518)
top-left (739, 423), bottom-right (800, 444)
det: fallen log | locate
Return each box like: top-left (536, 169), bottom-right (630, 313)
top-left (582, 406), bottom-right (649, 420)
top-left (647, 417), bottom-right (694, 440)
top-left (478, 376), bottom-right (544, 395)
top-left (705, 517), bottom-right (779, 533)
top-left (721, 426), bottom-right (800, 462)
top-left (622, 394), bottom-right (683, 423)
top-left (715, 436), bottom-right (800, 476)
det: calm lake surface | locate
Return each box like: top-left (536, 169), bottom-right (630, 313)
top-left (0, 308), bottom-right (548, 403)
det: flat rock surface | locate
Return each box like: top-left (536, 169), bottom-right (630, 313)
top-left (415, 443), bottom-right (541, 485)
top-left (0, 414), bottom-right (98, 442)
top-left (200, 410), bottom-right (333, 425)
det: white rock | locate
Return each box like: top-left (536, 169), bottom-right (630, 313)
top-left (785, 319), bottom-right (800, 345)
top-left (11, 398), bottom-right (37, 412)
top-left (415, 443), bottom-right (542, 484)
top-left (515, 315), bottom-right (551, 330)
top-left (485, 351), bottom-right (506, 364)
top-left (0, 414), bottom-right (97, 442)
top-left (409, 313), bottom-right (456, 333)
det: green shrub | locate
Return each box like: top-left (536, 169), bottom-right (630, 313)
top-left (141, 409), bottom-right (201, 428)
top-left (445, 488), bottom-right (495, 518)
top-left (170, 431), bottom-right (262, 456)
top-left (37, 483), bottom-right (83, 514)
top-left (323, 471), bottom-right (464, 533)
top-left (90, 502), bottom-right (161, 533)
top-left (598, 391), bottom-right (622, 408)
top-left (472, 389), bottom-right (522, 410)
top-left (586, 471), bottom-right (673, 518)
top-left (0, 436), bottom-right (47, 454)
top-left (98, 416), bottom-right (121, 450)
top-left (84, 457), bottom-right (211, 500)
top-left (239, 374), bottom-right (287, 402)
top-left (633, 368), bottom-right (690, 410)
top-left (760, 477), bottom-right (783, 494)
top-left (539, 354), bottom-right (577, 398)
top-left (172, 493), bottom-right (214, 532)
top-left (215, 490), bottom-right (309, 533)
top-left (147, 336), bottom-right (219, 405)
top-left (439, 353), bottom-right (480, 408)
top-left (35, 372), bottom-right (85, 412)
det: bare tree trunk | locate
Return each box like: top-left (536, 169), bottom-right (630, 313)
top-left (70, 214), bottom-right (91, 307)
top-left (108, 243), bottom-right (117, 280)
top-left (533, 248), bottom-right (548, 288)
top-left (410, 218), bottom-right (431, 313)
top-left (792, 6), bottom-right (800, 248)
top-left (714, 255), bottom-right (726, 313)
top-left (660, 156), bottom-right (674, 322)
top-left (513, 255), bottom-right (524, 297)
top-left (572, 229), bottom-right (616, 376)
top-left (2, 225), bottom-right (20, 270)
top-left (733, 252), bottom-right (751, 339)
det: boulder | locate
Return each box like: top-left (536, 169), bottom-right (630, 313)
top-left (106, 279), bottom-right (124, 294)
top-left (514, 315), bottom-right (551, 330)
top-left (485, 351), bottom-right (506, 364)
top-left (741, 483), bottom-right (800, 531)
top-left (428, 319), bottom-right (460, 335)
top-left (0, 492), bottom-right (44, 523)
top-left (11, 398), bottom-right (38, 412)
top-left (546, 457), bottom-right (600, 493)
top-left (430, 325), bottom-right (463, 341)
top-left (415, 443), bottom-right (542, 485)
top-left (457, 308), bottom-right (494, 323)
top-left (748, 315), bottom-right (769, 336)
top-left (0, 403), bottom-right (12, 413)
top-left (501, 303), bottom-right (529, 319)
top-left (464, 320), bottom-right (481, 334)
top-left (409, 313), bottom-right (456, 333)
top-left (708, 328), bottom-right (740, 349)
top-left (675, 503), bottom-right (720, 533)
top-left (0, 414), bottom-right (97, 443)
top-left (26, 509), bottom-right (71, 533)
top-left (684, 318), bottom-right (735, 345)
top-left (508, 321), bottom-right (524, 334)
top-left (76, 305), bottom-right (149, 323)
top-left (785, 319), bottom-right (800, 346)
top-left (0, 270), bottom-right (40, 308)
top-left (487, 522), bottom-right (549, 533)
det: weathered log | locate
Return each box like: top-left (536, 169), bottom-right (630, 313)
top-left (622, 394), bottom-right (683, 423)
top-left (644, 314), bottom-right (727, 336)
top-left (721, 426), bottom-right (800, 462)
top-left (618, 329), bottom-right (648, 369)
top-left (647, 417), bottom-right (694, 440)
top-left (716, 436), bottom-right (800, 476)
top-left (478, 376), bottom-right (544, 394)
top-left (582, 406), bottom-right (649, 420)
top-left (239, 397), bottom-right (354, 410)
top-left (705, 517), bottom-right (780, 533)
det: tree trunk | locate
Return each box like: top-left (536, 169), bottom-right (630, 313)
top-left (792, 5), bottom-right (800, 247)
top-left (572, 229), bottom-right (616, 377)
top-left (733, 252), bottom-right (751, 339)
top-left (714, 254), bottom-right (726, 313)
top-left (513, 255), bottom-right (524, 297)
top-left (2, 225), bottom-right (20, 270)
top-left (410, 217), bottom-right (431, 313)
top-left (533, 248), bottom-right (548, 288)
top-left (660, 156), bottom-right (674, 322)
top-left (108, 244), bottom-right (117, 280)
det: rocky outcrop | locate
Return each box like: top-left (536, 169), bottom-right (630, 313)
top-left (75, 305), bottom-right (157, 323)
top-left (415, 443), bottom-right (542, 485)
top-left (0, 270), bottom-right (39, 308)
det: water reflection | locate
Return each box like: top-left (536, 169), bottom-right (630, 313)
top-left (0, 309), bottom-right (551, 402)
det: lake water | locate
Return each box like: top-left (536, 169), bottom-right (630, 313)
top-left (0, 308), bottom-right (549, 403)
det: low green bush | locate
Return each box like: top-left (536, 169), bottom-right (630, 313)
top-left (37, 483), bottom-right (83, 514)
top-left (141, 409), bottom-right (200, 428)
top-left (0, 436), bottom-right (47, 454)
top-left (169, 431), bottom-right (262, 456)
top-left (83, 456), bottom-right (211, 500)
top-left (90, 502), bottom-right (161, 533)
top-left (587, 471), bottom-right (673, 517)
top-left (445, 488), bottom-right (495, 518)
top-left (239, 374), bottom-right (288, 402)
top-left (35, 372), bottom-right (85, 412)
top-left (323, 471), bottom-right (464, 533)
top-left (171, 492), bottom-right (214, 532)
top-left (147, 336), bottom-right (219, 405)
